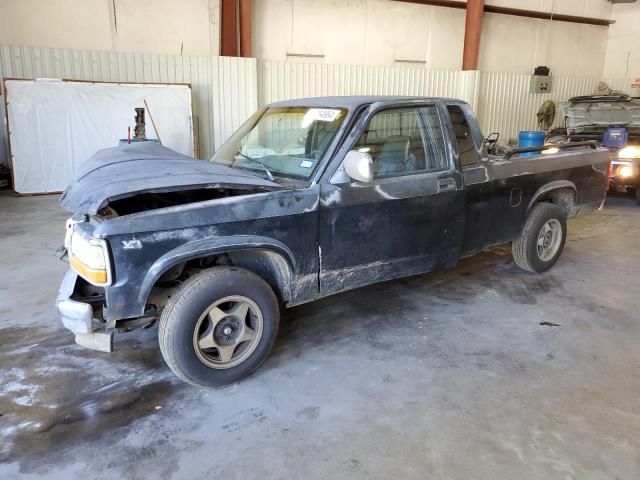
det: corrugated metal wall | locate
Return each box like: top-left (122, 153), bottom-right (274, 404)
top-left (256, 61), bottom-right (640, 142)
top-left (257, 60), bottom-right (467, 105)
top-left (602, 77), bottom-right (640, 97)
top-left (0, 45), bottom-right (257, 166)
top-left (475, 73), bottom-right (600, 142)
top-left (211, 56), bottom-right (257, 152)
top-left (1, 44), bottom-right (639, 170)
top-left (476, 74), bottom-right (640, 142)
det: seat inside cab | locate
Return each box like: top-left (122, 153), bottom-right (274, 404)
top-left (354, 108), bottom-right (430, 177)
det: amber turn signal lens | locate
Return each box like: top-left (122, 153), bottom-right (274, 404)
top-left (70, 255), bottom-right (108, 284)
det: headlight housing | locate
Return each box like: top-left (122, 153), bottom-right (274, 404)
top-left (618, 146), bottom-right (640, 159)
top-left (618, 165), bottom-right (634, 178)
top-left (65, 224), bottom-right (111, 286)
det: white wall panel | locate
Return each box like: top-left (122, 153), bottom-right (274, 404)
top-left (478, 13), bottom-right (608, 77)
top-left (476, 72), bottom-right (602, 142)
top-left (1, 43), bottom-right (637, 173)
top-left (211, 56), bottom-right (258, 153)
top-left (0, 0), bottom-right (218, 57)
top-left (257, 60), bottom-right (465, 106)
top-left (604, 77), bottom-right (640, 97)
top-left (254, 0), bottom-right (610, 76)
top-left (6, 79), bottom-right (194, 194)
top-left (603, 3), bottom-right (640, 78)
top-left (0, 46), bottom-right (257, 169)
top-left (257, 60), bottom-right (608, 142)
top-left (0, 45), bottom-right (226, 167)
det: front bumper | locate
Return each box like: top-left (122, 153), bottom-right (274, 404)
top-left (56, 269), bottom-right (113, 352)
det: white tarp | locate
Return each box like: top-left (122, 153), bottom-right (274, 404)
top-left (5, 79), bottom-right (194, 194)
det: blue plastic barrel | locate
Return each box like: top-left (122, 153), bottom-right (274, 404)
top-left (518, 131), bottom-right (545, 157)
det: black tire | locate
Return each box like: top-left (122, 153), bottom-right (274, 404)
top-left (512, 203), bottom-right (567, 273)
top-left (159, 266), bottom-right (279, 387)
top-left (635, 189), bottom-right (640, 206)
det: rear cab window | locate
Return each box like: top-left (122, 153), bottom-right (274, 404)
top-left (446, 104), bottom-right (480, 167)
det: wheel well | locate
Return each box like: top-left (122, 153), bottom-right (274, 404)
top-left (226, 250), bottom-right (292, 302)
top-left (148, 249), bottom-right (293, 309)
top-left (534, 187), bottom-right (576, 218)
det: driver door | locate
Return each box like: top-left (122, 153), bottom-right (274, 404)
top-left (318, 104), bottom-right (465, 296)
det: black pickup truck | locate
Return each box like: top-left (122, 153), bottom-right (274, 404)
top-left (57, 96), bottom-right (610, 387)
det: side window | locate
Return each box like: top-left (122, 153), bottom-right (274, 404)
top-left (446, 105), bottom-right (478, 166)
top-left (355, 106), bottom-right (447, 179)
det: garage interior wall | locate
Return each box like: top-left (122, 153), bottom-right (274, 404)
top-left (1, 0), bottom-right (639, 169)
top-left (603, 2), bottom-right (640, 78)
top-left (254, 0), bottom-right (612, 77)
top-left (0, 46), bottom-right (257, 166)
top-left (0, 0), bottom-right (221, 57)
top-left (3, 43), bottom-right (639, 169)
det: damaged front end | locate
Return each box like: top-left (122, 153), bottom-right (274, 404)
top-left (57, 213), bottom-right (158, 352)
top-left (60, 142), bottom-right (281, 215)
top-left (56, 142), bottom-right (284, 352)
top-left (56, 271), bottom-right (114, 352)
top-left (56, 270), bottom-right (158, 353)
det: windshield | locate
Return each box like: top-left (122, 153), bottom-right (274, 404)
top-left (212, 106), bottom-right (347, 181)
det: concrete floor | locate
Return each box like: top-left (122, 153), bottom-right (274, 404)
top-left (0, 191), bottom-right (639, 479)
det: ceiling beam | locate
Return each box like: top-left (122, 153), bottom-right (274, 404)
top-left (391, 1), bottom-right (614, 26)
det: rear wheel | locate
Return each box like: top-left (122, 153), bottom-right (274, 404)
top-left (635, 189), bottom-right (640, 205)
top-left (512, 203), bottom-right (567, 273)
top-left (159, 267), bottom-right (280, 387)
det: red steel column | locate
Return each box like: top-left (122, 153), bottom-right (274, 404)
top-left (220, 0), bottom-right (239, 56)
top-left (239, 0), bottom-right (253, 57)
top-left (462, 0), bottom-right (484, 71)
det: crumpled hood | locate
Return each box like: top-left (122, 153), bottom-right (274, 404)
top-left (564, 101), bottom-right (640, 130)
top-left (60, 143), bottom-right (280, 214)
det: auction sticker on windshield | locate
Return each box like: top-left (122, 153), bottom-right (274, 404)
top-left (299, 160), bottom-right (314, 168)
top-left (302, 108), bottom-right (342, 127)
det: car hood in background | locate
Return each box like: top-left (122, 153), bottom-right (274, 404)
top-left (60, 143), bottom-right (280, 215)
top-left (563, 100), bottom-right (640, 130)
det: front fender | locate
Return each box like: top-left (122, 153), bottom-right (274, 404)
top-left (138, 235), bottom-right (297, 308)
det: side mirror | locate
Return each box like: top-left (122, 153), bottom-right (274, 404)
top-left (343, 150), bottom-right (373, 183)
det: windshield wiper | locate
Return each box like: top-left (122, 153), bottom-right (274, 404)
top-left (234, 152), bottom-right (276, 182)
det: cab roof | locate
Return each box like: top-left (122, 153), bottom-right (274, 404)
top-left (268, 96), bottom-right (466, 109)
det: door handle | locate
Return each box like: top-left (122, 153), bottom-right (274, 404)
top-left (438, 178), bottom-right (456, 192)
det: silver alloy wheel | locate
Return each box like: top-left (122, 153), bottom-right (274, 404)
top-left (193, 295), bottom-right (264, 369)
top-left (536, 219), bottom-right (562, 261)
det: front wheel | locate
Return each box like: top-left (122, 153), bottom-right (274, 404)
top-left (512, 203), bottom-right (567, 273)
top-left (159, 267), bottom-right (280, 387)
top-left (635, 189), bottom-right (640, 205)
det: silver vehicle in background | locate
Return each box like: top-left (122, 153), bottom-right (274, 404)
top-left (548, 94), bottom-right (640, 204)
